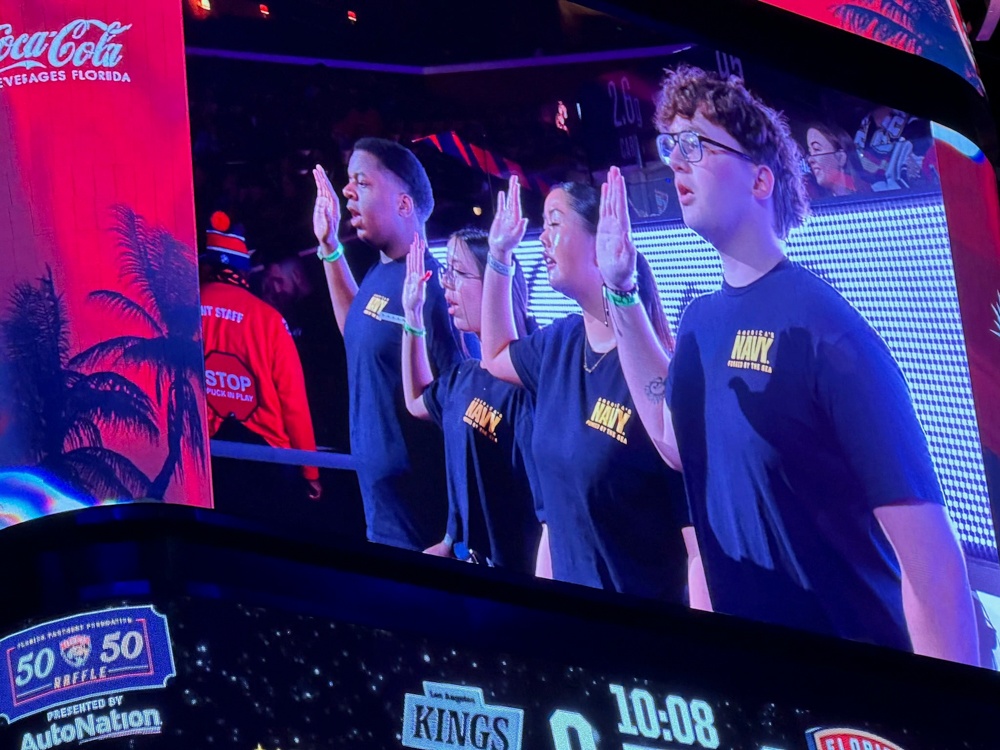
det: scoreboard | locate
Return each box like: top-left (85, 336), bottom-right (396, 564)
top-left (0, 505), bottom-right (996, 750)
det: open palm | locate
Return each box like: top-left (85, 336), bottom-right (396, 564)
top-left (488, 175), bottom-right (528, 260)
top-left (312, 164), bottom-right (341, 246)
top-left (402, 234), bottom-right (428, 320)
top-left (597, 166), bottom-right (637, 290)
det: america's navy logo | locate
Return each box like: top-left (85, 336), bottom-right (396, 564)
top-left (585, 397), bottom-right (631, 444)
top-left (59, 635), bottom-right (91, 668)
top-left (364, 293), bottom-right (391, 319)
top-left (728, 328), bottom-right (774, 374)
top-left (463, 398), bottom-right (503, 443)
top-left (807, 727), bottom-right (905, 750)
top-left (402, 682), bottom-right (523, 750)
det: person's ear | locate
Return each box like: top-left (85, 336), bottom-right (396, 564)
top-left (398, 193), bottom-right (415, 218)
top-left (835, 149), bottom-right (848, 169)
top-left (751, 164), bottom-right (775, 201)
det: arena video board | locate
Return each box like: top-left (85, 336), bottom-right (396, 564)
top-left (187, 34), bottom-right (1000, 671)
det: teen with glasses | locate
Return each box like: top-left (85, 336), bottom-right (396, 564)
top-left (400, 227), bottom-right (543, 573)
top-left (594, 64), bottom-right (977, 662)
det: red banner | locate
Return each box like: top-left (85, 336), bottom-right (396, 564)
top-left (0, 1), bottom-right (209, 515)
top-left (759, 0), bottom-right (982, 92)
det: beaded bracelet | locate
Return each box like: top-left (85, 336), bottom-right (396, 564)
top-left (486, 253), bottom-right (514, 277)
top-left (403, 322), bottom-right (426, 337)
top-left (603, 283), bottom-right (640, 307)
top-left (316, 243), bottom-right (345, 263)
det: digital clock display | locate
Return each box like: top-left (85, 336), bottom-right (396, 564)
top-left (0, 598), bottom-right (963, 750)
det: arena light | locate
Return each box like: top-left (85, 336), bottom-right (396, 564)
top-left (259, 4), bottom-right (270, 18)
top-left (348, 10), bottom-right (358, 23)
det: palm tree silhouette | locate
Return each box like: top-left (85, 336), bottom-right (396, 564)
top-left (71, 206), bottom-right (206, 500)
top-left (831, 0), bottom-right (975, 82)
top-left (0, 268), bottom-right (157, 499)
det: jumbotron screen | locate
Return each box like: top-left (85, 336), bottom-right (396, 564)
top-left (1, 1), bottom-right (999, 674)
top-left (758, 0), bottom-right (983, 92)
top-left (189, 36), bottom-right (1000, 666)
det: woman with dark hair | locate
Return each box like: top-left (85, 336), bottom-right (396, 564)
top-left (479, 176), bottom-right (696, 602)
top-left (401, 227), bottom-right (543, 573)
top-left (804, 121), bottom-right (866, 197)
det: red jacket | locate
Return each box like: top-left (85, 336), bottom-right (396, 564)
top-left (200, 280), bottom-right (319, 481)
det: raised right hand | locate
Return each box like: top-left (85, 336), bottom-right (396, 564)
top-left (402, 233), bottom-right (430, 321)
top-left (312, 164), bottom-right (341, 247)
top-left (597, 166), bottom-right (638, 290)
top-left (488, 175), bottom-right (528, 262)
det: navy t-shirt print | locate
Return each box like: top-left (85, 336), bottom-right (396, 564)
top-left (510, 315), bottom-right (689, 602)
top-left (667, 260), bottom-right (944, 649)
top-left (424, 359), bottom-right (542, 573)
top-left (344, 251), bottom-right (466, 550)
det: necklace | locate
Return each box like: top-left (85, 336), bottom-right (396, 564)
top-left (583, 343), bottom-right (611, 374)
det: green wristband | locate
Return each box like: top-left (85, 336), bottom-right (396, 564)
top-left (403, 322), bottom-right (426, 337)
top-left (604, 284), bottom-right (640, 307)
top-left (317, 243), bottom-right (345, 263)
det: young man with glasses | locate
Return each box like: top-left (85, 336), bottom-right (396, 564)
top-left (594, 65), bottom-right (978, 663)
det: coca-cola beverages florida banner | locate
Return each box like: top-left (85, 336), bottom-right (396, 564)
top-left (0, 1), bottom-right (209, 523)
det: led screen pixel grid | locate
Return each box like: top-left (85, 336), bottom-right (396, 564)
top-left (435, 190), bottom-right (997, 564)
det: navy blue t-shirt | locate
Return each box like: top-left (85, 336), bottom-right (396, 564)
top-left (667, 259), bottom-right (944, 650)
top-left (344, 252), bottom-right (467, 550)
top-left (424, 359), bottom-right (543, 573)
top-left (510, 315), bottom-right (690, 601)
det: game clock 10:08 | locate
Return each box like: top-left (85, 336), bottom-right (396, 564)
top-left (549, 684), bottom-right (721, 750)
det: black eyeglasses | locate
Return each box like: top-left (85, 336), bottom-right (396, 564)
top-left (801, 149), bottom-right (845, 174)
top-left (656, 131), bottom-right (755, 167)
top-left (438, 264), bottom-right (481, 286)
top-left (806, 149), bottom-right (844, 160)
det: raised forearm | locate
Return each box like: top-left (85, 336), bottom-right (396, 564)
top-left (481, 256), bottom-right (518, 369)
top-left (320, 242), bottom-right (359, 337)
top-left (401, 309), bottom-right (433, 420)
top-left (607, 301), bottom-right (680, 469)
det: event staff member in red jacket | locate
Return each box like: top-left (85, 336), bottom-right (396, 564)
top-left (200, 212), bottom-right (321, 516)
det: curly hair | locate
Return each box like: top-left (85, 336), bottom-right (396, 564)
top-left (655, 65), bottom-right (809, 240)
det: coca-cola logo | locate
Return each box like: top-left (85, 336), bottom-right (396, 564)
top-left (0, 19), bottom-right (132, 89)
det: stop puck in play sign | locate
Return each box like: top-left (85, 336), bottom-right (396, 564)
top-left (204, 350), bottom-right (259, 422)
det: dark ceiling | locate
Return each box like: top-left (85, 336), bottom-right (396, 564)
top-left (183, 0), bottom-right (1000, 156)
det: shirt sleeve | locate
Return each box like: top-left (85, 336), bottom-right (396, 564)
top-left (664, 466), bottom-right (690, 526)
top-left (816, 325), bottom-right (944, 510)
top-left (422, 363), bottom-right (462, 546)
top-left (508, 321), bottom-right (555, 397)
top-left (270, 314), bottom-right (320, 482)
top-left (423, 363), bottom-right (460, 429)
top-left (666, 299), bottom-right (697, 411)
top-left (512, 390), bottom-right (545, 523)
